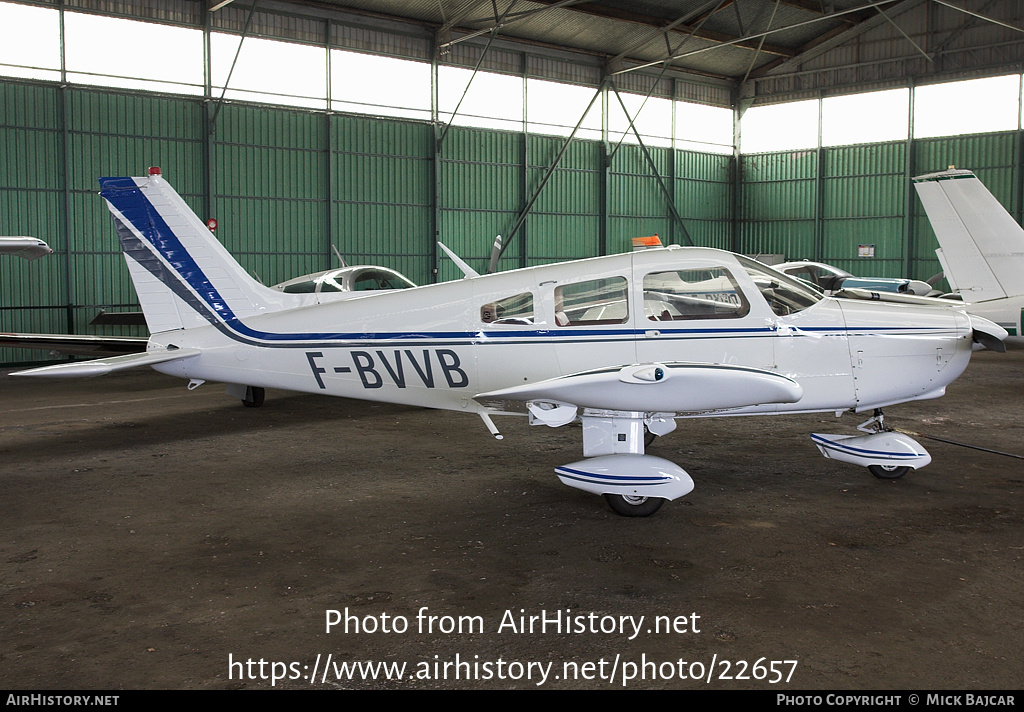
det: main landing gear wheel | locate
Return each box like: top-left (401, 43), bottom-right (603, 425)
top-left (644, 428), bottom-right (657, 447)
top-left (602, 493), bottom-right (665, 517)
top-left (868, 464), bottom-right (909, 480)
top-left (242, 386), bottom-right (265, 408)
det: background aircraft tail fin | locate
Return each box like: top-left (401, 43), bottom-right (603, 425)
top-left (912, 168), bottom-right (1024, 302)
top-left (100, 168), bottom-right (284, 334)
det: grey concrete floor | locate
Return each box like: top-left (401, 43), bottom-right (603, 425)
top-left (1, 347), bottom-right (1021, 689)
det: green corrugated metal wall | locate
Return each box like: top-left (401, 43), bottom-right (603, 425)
top-left (4, 75), bottom-right (1024, 366)
top-left (1, 77), bottom-right (737, 365)
top-left (739, 132), bottom-right (1023, 287)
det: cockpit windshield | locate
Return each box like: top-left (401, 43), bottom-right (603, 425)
top-left (735, 256), bottom-right (822, 316)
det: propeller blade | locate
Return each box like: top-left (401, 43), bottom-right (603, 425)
top-left (969, 315), bottom-right (1008, 353)
top-left (487, 234), bottom-right (503, 274)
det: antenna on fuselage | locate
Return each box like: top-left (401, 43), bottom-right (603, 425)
top-left (437, 241), bottom-right (480, 279)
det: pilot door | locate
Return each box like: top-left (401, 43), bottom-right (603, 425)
top-left (633, 257), bottom-right (775, 373)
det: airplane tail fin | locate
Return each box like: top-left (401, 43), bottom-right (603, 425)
top-left (912, 169), bottom-right (1024, 302)
top-left (99, 167), bottom-right (285, 334)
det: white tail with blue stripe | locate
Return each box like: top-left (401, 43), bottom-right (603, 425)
top-left (100, 167), bottom-right (289, 334)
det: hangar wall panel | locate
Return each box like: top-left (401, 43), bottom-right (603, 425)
top-left (0, 81), bottom-right (64, 354)
top-left (820, 143), bottom-right (906, 276)
top-left (739, 132), bottom-right (1024, 289)
top-left (437, 127), bottom-right (523, 281)
top-left (68, 89), bottom-right (204, 340)
top-left (526, 135), bottom-right (602, 264)
top-left (910, 132), bottom-right (1020, 284)
top-left (675, 151), bottom-right (731, 250)
top-left (608, 145), bottom-right (673, 254)
top-left (331, 116), bottom-right (433, 284)
top-left (6, 75), bottom-right (964, 368)
top-left (740, 151), bottom-right (817, 261)
top-left (211, 105), bottom-right (326, 287)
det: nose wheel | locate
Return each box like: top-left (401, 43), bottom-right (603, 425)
top-left (602, 493), bottom-right (665, 517)
top-left (868, 464), bottom-right (910, 479)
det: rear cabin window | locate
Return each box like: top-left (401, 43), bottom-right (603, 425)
top-left (555, 277), bottom-right (629, 326)
top-left (480, 292), bottom-right (534, 325)
top-left (643, 268), bottom-right (749, 320)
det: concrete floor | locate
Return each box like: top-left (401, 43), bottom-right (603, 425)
top-left (1, 347), bottom-right (1021, 689)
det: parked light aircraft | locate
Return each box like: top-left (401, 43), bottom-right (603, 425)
top-left (10, 168), bottom-right (1008, 516)
top-left (913, 168), bottom-right (1024, 338)
top-left (0, 259), bottom-right (416, 360)
top-left (776, 260), bottom-right (934, 297)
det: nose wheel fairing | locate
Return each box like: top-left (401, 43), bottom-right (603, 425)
top-left (811, 412), bottom-right (931, 476)
top-left (811, 431), bottom-right (931, 472)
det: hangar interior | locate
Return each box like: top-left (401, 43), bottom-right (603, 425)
top-left (2, 2), bottom-right (1024, 692)
top-left (2, 0), bottom-right (1024, 365)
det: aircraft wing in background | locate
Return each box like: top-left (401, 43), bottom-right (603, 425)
top-left (0, 237), bottom-right (52, 261)
top-left (0, 333), bottom-right (147, 357)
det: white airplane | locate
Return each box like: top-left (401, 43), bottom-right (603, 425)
top-left (0, 236), bottom-right (52, 261)
top-left (913, 168), bottom-right (1024, 339)
top-left (271, 264), bottom-right (416, 302)
top-left (775, 260), bottom-right (934, 297)
top-left (10, 168), bottom-right (1008, 516)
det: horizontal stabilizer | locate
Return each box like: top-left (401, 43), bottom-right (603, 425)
top-left (11, 347), bottom-right (200, 378)
top-left (475, 362), bottom-right (803, 414)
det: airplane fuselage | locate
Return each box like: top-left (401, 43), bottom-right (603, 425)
top-left (148, 246), bottom-right (976, 418)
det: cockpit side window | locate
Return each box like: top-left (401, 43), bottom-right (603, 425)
top-left (555, 277), bottom-right (628, 326)
top-left (354, 269), bottom-right (414, 291)
top-left (643, 268), bottom-right (749, 321)
top-left (481, 292), bottom-right (534, 325)
top-left (318, 274), bottom-right (346, 293)
top-left (281, 279), bottom-right (317, 294)
top-left (736, 256), bottom-right (822, 316)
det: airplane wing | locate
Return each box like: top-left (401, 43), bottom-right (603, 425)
top-left (474, 362), bottom-right (803, 415)
top-left (0, 237), bottom-right (52, 261)
top-left (10, 347), bottom-right (200, 378)
top-left (0, 333), bottom-right (147, 357)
